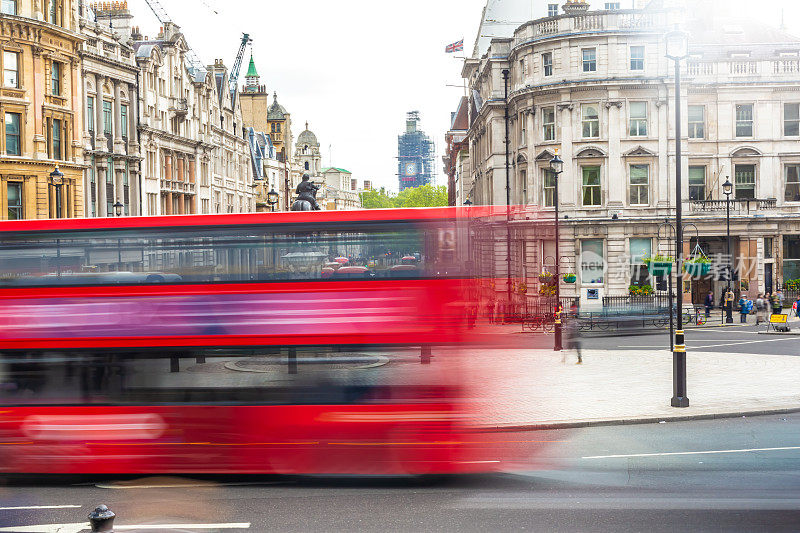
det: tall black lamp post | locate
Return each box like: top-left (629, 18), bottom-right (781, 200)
top-left (50, 166), bottom-right (64, 219)
top-left (723, 177), bottom-right (734, 323)
top-left (666, 28), bottom-right (689, 408)
top-left (549, 151), bottom-right (564, 352)
top-left (502, 69), bottom-right (512, 322)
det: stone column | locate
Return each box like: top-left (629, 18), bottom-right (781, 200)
top-left (113, 80), bottom-right (123, 151)
top-left (96, 165), bottom-right (107, 217)
top-left (96, 77), bottom-right (106, 145)
top-left (177, 193), bottom-right (185, 214)
top-left (31, 47), bottom-right (47, 158)
top-left (115, 162), bottom-right (124, 211)
top-left (606, 100), bottom-right (623, 207)
top-left (84, 153), bottom-right (94, 217)
top-left (129, 168), bottom-right (139, 216)
top-left (165, 192), bottom-right (172, 215)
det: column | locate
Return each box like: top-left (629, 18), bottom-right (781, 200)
top-left (70, 57), bottom-right (81, 162)
top-left (606, 100), bottom-right (623, 207)
top-left (165, 192), bottom-right (173, 215)
top-left (96, 77), bottom-right (106, 145)
top-left (129, 168), bottom-right (139, 216)
top-left (96, 165), bottom-right (107, 217)
top-left (84, 154), bottom-right (93, 217)
top-left (115, 163), bottom-right (124, 210)
top-left (31, 47), bottom-right (47, 158)
top-left (177, 193), bottom-right (185, 214)
top-left (113, 80), bottom-right (123, 149)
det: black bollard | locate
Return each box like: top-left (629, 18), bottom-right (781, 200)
top-left (420, 345), bottom-right (432, 365)
top-left (288, 347), bottom-right (298, 374)
top-left (88, 504), bottom-right (115, 532)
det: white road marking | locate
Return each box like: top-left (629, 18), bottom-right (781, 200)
top-left (0, 505), bottom-right (81, 511)
top-left (0, 523), bottom-right (250, 532)
top-left (583, 445), bottom-right (800, 459)
top-left (623, 337), bottom-right (798, 349)
top-left (95, 481), bottom-right (277, 489)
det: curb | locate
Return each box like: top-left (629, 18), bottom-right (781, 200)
top-left (473, 406), bottom-right (800, 432)
top-left (757, 331), bottom-right (800, 335)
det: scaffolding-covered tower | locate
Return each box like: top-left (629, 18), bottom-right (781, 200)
top-left (397, 111), bottom-right (435, 191)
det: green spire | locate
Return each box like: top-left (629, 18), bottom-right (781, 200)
top-left (246, 55), bottom-right (259, 79)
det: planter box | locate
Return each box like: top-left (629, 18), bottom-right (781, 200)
top-left (563, 274), bottom-right (577, 283)
top-left (684, 262), bottom-right (711, 277)
top-left (648, 261), bottom-right (673, 276)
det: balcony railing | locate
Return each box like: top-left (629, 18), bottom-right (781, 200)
top-left (689, 198), bottom-right (777, 213)
top-left (169, 98), bottom-right (188, 116)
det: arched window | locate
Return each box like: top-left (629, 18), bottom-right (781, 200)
top-left (304, 161), bottom-right (309, 171)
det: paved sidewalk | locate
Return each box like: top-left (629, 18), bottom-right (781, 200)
top-left (469, 348), bottom-right (800, 429)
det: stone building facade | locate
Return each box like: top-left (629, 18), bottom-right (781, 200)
top-left (0, 0), bottom-right (85, 220)
top-left (79, 2), bottom-right (140, 217)
top-left (461, 3), bottom-right (800, 305)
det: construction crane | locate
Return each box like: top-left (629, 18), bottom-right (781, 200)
top-left (228, 33), bottom-right (252, 109)
top-left (141, 0), bottom-right (207, 73)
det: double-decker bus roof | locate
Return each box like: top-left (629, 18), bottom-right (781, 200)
top-left (0, 206), bottom-right (506, 233)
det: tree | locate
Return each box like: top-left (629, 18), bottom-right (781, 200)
top-left (395, 185), bottom-right (448, 208)
top-left (359, 187), bottom-right (395, 209)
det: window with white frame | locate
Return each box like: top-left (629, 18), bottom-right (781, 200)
top-left (3, 51), bottom-right (18, 88)
top-left (580, 239), bottom-right (604, 284)
top-left (735, 104), bottom-right (753, 137)
top-left (582, 104), bottom-right (599, 138)
top-left (629, 164), bottom-right (649, 205)
top-left (519, 115), bottom-right (526, 145)
top-left (6, 181), bottom-right (22, 220)
top-left (785, 165), bottom-right (800, 202)
top-left (542, 168), bottom-right (555, 207)
top-left (784, 103), bottom-right (800, 136)
top-left (605, 2), bottom-right (620, 9)
top-left (630, 238), bottom-right (651, 286)
top-left (542, 52), bottom-right (553, 76)
top-left (582, 166), bottom-right (601, 206)
top-left (688, 105), bottom-right (705, 139)
top-left (542, 106), bottom-right (555, 141)
top-left (1, 0), bottom-right (17, 15)
top-left (630, 46), bottom-right (644, 70)
top-left (689, 166), bottom-right (706, 201)
top-left (582, 48), bottom-right (596, 72)
top-left (734, 164), bottom-right (756, 199)
top-left (629, 102), bottom-right (647, 136)
top-left (547, 3), bottom-right (558, 17)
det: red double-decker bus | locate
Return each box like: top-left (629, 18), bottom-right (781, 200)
top-left (0, 207), bottom-right (517, 475)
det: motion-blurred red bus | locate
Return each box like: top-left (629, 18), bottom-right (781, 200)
top-left (0, 207), bottom-right (517, 475)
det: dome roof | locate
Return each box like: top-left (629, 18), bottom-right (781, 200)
top-left (297, 122), bottom-right (318, 146)
top-left (267, 92), bottom-right (287, 120)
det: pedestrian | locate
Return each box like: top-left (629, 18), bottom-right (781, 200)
top-left (755, 293), bottom-right (766, 325)
top-left (738, 295), bottom-right (750, 323)
top-left (772, 290), bottom-right (785, 315)
top-left (765, 292), bottom-right (773, 316)
top-left (704, 290), bottom-right (714, 318)
top-left (564, 302), bottom-right (582, 364)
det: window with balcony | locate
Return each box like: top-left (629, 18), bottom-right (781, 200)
top-left (582, 166), bottom-right (601, 206)
top-left (6, 181), bottom-right (22, 220)
top-left (688, 105), bottom-right (705, 139)
top-left (3, 51), bottom-right (18, 88)
top-left (630, 46), bottom-right (644, 71)
top-left (542, 106), bottom-right (555, 141)
top-left (734, 164), bottom-right (756, 199)
top-left (50, 61), bottom-right (61, 96)
top-left (542, 52), bottom-right (553, 76)
top-left (582, 48), bottom-right (596, 72)
top-left (735, 104), bottom-right (753, 137)
top-left (542, 168), bottom-right (556, 207)
top-left (5, 112), bottom-right (20, 156)
top-left (103, 101), bottom-right (112, 135)
top-left (2, 0), bottom-right (17, 15)
top-left (629, 164), bottom-right (649, 205)
top-left (582, 104), bottom-right (599, 138)
top-left (689, 166), bottom-right (706, 201)
top-left (785, 165), bottom-right (800, 202)
top-left (629, 102), bottom-right (647, 136)
top-left (784, 103), bottom-right (800, 136)
top-left (547, 3), bottom-right (558, 17)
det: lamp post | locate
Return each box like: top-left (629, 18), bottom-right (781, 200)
top-left (550, 151), bottom-right (564, 352)
top-left (502, 69), bottom-right (512, 322)
top-left (267, 188), bottom-right (279, 212)
top-left (666, 28), bottom-right (689, 408)
top-left (113, 201), bottom-right (123, 217)
top-left (113, 201), bottom-right (124, 269)
top-left (50, 166), bottom-right (64, 219)
top-left (723, 177), bottom-right (734, 323)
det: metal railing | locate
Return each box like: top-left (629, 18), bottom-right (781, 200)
top-left (602, 294), bottom-right (672, 310)
top-left (689, 198), bottom-right (777, 213)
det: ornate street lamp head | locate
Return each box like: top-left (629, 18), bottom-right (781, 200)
top-left (113, 201), bottom-right (124, 217)
top-left (267, 189), bottom-right (279, 206)
top-left (722, 177), bottom-right (733, 197)
top-left (50, 165), bottom-right (64, 186)
top-left (549, 152), bottom-right (564, 175)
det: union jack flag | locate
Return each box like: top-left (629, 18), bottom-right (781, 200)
top-left (445, 39), bottom-right (464, 53)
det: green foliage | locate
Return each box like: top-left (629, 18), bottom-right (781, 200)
top-left (685, 255), bottom-right (712, 264)
top-left (641, 254), bottom-right (673, 265)
top-left (785, 279), bottom-right (800, 291)
top-left (629, 284), bottom-right (654, 296)
top-left (359, 185), bottom-right (449, 209)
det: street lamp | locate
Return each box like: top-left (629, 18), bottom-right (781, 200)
top-left (267, 188), bottom-right (279, 212)
top-left (502, 69), bottom-right (512, 322)
top-left (549, 151), bottom-right (564, 352)
top-left (464, 198), bottom-right (472, 206)
top-left (723, 177), bottom-right (734, 324)
top-left (666, 27), bottom-right (689, 408)
top-left (50, 166), bottom-right (64, 219)
top-left (113, 201), bottom-right (124, 217)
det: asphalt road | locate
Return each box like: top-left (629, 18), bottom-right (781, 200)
top-left (580, 322), bottom-right (800, 356)
top-left (2, 414), bottom-right (799, 532)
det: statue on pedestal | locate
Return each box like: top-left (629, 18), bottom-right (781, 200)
top-left (292, 173), bottom-right (321, 211)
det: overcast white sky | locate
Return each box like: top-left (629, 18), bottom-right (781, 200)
top-left (127, 0), bottom-right (486, 191)
top-left (126, 0), bottom-right (799, 192)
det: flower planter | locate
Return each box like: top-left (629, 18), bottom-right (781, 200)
top-left (538, 274), bottom-right (554, 284)
top-left (648, 261), bottom-right (673, 277)
top-left (684, 262), bottom-right (711, 277)
top-left (563, 274), bottom-right (577, 283)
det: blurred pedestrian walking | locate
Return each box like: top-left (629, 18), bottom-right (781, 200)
top-left (755, 293), bottom-right (766, 325)
top-left (564, 302), bottom-right (582, 364)
top-left (772, 290), bottom-right (785, 315)
top-left (704, 290), bottom-right (714, 318)
top-left (738, 295), bottom-right (750, 323)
